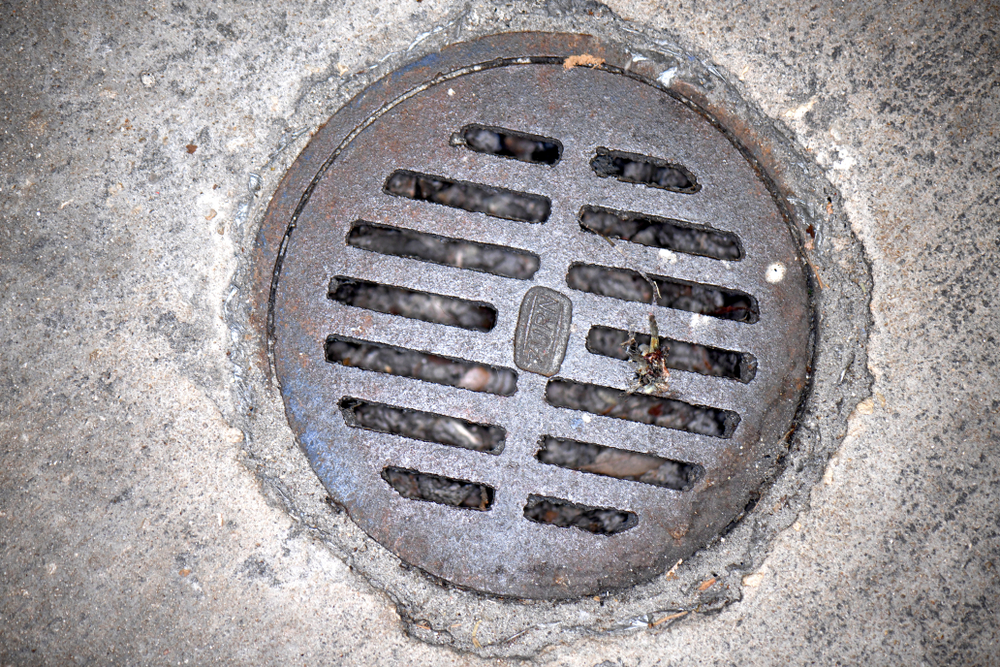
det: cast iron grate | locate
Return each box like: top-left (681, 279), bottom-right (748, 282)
top-left (267, 49), bottom-right (811, 599)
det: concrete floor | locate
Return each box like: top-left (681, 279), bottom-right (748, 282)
top-left (1, 0), bottom-right (998, 665)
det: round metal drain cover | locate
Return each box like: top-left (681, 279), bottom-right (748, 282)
top-left (263, 34), bottom-right (811, 599)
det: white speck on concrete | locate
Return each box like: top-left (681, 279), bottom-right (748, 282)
top-left (658, 248), bottom-right (678, 264)
top-left (657, 67), bottom-right (678, 87)
top-left (784, 97), bottom-right (817, 120)
top-left (766, 262), bottom-right (786, 283)
top-left (832, 154), bottom-right (856, 171)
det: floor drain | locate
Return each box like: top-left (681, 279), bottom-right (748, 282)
top-left (263, 35), bottom-right (812, 599)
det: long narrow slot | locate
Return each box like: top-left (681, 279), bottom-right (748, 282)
top-left (566, 263), bottom-right (759, 323)
top-left (590, 147), bottom-right (700, 194)
top-left (536, 435), bottom-right (703, 491)
top-left (586, 325), bottom-right (757, 383)
top-left (382, 466), bottom-right (494, 511)
top-left (346, 221), bottom-right (540, 280)
top-left (456, 124), bottom-right (562, 165)
top-left (325, 335), bottom-right (517, 396)
top-left (523, 495), bottom-right (637, 535)
top-left (384, 170), bottom-right (551, 223)
top-left (328, 276), bottom-right (497, 333)
top-left (340, 397), bottom-right (505, 454)
top-left (579, 205), bottom-right (741, 261)
top-left (545, 378), bottom-right (739, 438)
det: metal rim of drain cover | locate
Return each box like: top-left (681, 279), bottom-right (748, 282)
top-left (257, 32), bottom-right (814, 600)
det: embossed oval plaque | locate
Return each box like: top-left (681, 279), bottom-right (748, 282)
top-left (514, 286), bottom-right (573, 377)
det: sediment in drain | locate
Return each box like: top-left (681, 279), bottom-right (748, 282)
top-left (523, 495), bottom-right (636, 535)
top-left (579, 205), bottom-right (741, 261)
top-left (325, 336), bottom-right (518, 395)
top-left (567, 263), bottom-right (759, 323)
top-left (546, 379), bottom-right (738, 438)
top-left (382, 466), bottom-right (494, 510)
top-left (341, 398), bottom-right (505, 454)
top-left (587, 326), bottom-right (756, 382)
top-left (458, 124), bottom-right (562, 165)
top-left (537, 435), bottom-right (702, 491)
top-left (328, 276), bottom-right (497, 332)
top-left (384, 170), bottom-right (551, 223)
top-left (346, 222), bottom-right (541, 280)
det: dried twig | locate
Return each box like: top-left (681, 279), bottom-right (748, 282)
top-left (651, 610), bottom-right (689, 627)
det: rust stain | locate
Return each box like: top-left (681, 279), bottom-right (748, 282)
top-left (563, 54), bottom-right (605, 70)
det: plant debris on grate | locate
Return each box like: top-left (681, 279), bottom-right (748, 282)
top-left (265, 45), bottom-right (812, 599)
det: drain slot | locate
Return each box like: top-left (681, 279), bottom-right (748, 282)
top-left (328, 276), bottom-right (497, 333)
top-left (536, 435), bottom-right (702, 491)
top-left (579, 205), bottom-right (741, 261)
top-left (325, 335), bottom-right (518, 395)
top-left (341, 398), bottom-right (505, 454)
top-left (567, 263), bottom-right (759, 323)
top-left (382, 466), bottom-right (494, 510)
top-left (346, 221), bottom-right (540, 280)
top-left (545, 378), bottom-right (739, 438)
top-left (590, 147), bottom-right (699, 194)
top-left (586, 325), bottom-right (757, 382)
top-left (456, 124), bottom-right (562, 165)
top-left (384, 170), bottom-right (551, 223)
top-left (523, 495), bottom-right (636, 535)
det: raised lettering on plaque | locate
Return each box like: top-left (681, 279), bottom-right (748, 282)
top-left (513, 286), bottom-right (573, 377)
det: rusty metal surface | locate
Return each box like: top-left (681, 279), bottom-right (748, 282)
top-left (260, 33), bottom-right (812, 599)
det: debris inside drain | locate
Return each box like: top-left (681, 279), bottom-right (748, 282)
top-left (328, 276), bottom-right (498, 332)
top-left (340, 398), bottom-right (506, 454)
top-left (545, 379), bottom-right (739, 438)
top-left (455, 124), bottom-right (562, 165)
top-left (382, 466), bottom-right (494, 510)
top-left (384, 170), bottom-right (551, 223)
top-left (325, 336), bottom-right (518, 395)
top-left (590, 147), bottom-right (700, 193)
top-left (624, 314), bottom-right (671, 395)
top-left (579, 205), bottom-right (742, 261)
top-left (346, 221), bottom-right (541, 280)
top-left (524, 495), bottom-right (637, 535)
top-left (586, 326), bottom-right (757, 382)
top-left (536, 435), bottom-right (702, 491)
top-left (567, 263), bottom-right (759, 323)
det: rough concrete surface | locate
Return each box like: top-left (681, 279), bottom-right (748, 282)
top-left (1, 1), bottom-right (997, 666)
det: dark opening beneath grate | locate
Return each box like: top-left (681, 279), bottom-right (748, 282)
top-left (325, 335), bottom-right (518, 395)
top-left (590, 147), bottom-right (700, 193)
top-left (536, 435), bottom-right (702, 491)
top-left (328, 276), bottom-right (497, 332)
top-left (566, 263), bottom-right (759, 323)
top-left (382, 466), bottom-right (494, 511)
top-left (341, 397), bottom-right (506, 454)
top-left (579, 205), bottom-right (742, 261)
top-left (346, 221), bottom-right (540, 280)
top-left (384, 170), bottom-right (551, 223)
top-left (523, 495), bottom-right (637, 535)
top-left (545, 378), bottom-right (739, 438)
top-left (456, 124), bottom-right (562, 165)
top-left (586, 325), bottom-right (757, 382)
